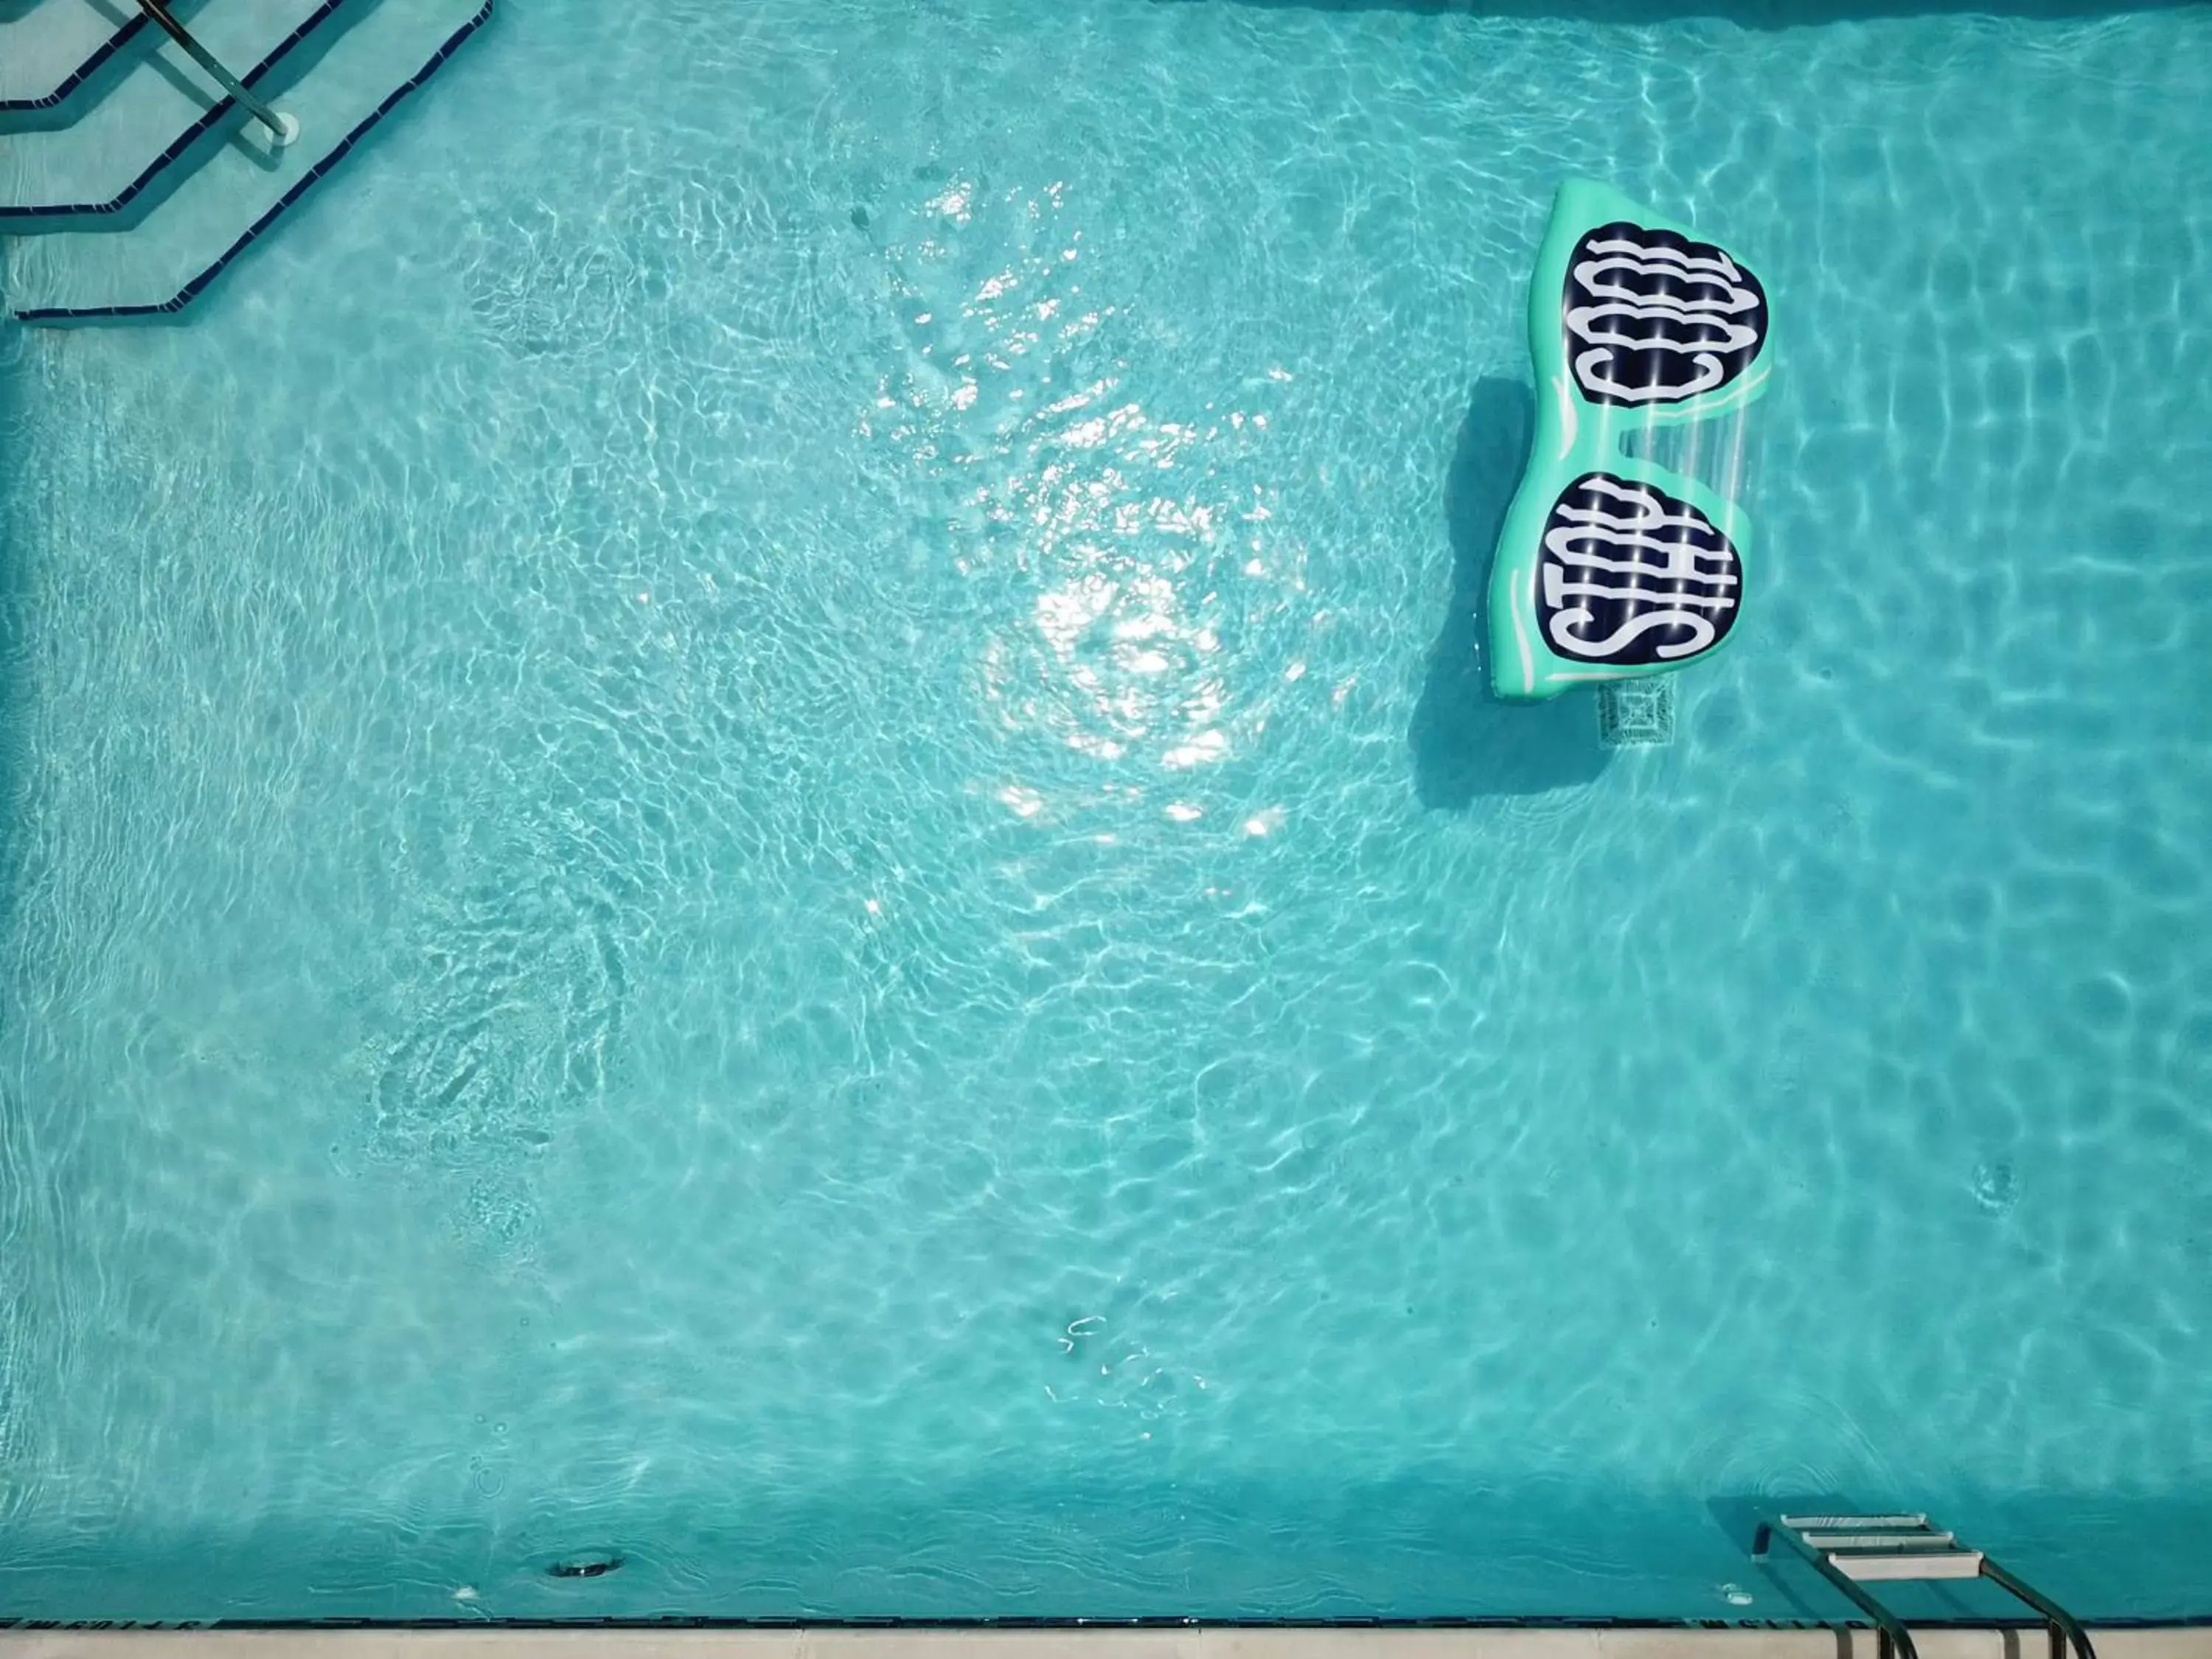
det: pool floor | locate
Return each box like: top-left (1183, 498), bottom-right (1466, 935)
top-left (2, 0), bottom-right (2211, 1625)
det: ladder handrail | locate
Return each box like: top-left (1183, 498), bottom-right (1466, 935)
top-left (1983, 1554), bottom-right (2099, 1659)
top-left (1755, 1520), bottom-right (1921, 1659)
top-left (133, 0), bottom-right (293, 145)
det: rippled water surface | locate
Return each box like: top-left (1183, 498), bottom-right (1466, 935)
top-left (3, 0), bottom-right (2211, 1623)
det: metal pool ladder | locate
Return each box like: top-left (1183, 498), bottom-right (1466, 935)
top-left (1753, 1513), bottom-right (2097, 1659)
top-left (134, 0), bottom-right (299, 146)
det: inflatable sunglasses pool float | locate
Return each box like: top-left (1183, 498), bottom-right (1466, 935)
top-left (1488, 179), bottom-right (1774, 702)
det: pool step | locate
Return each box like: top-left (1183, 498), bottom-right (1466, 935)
top-left (0, 0), bottom-right (194, 119)
top-left (3, 0), bottom-right (489, 319)
top-left (1798, 1532), bottom-right (1959, 1552)
top-left (1753, 1513), bottom-right (2094, 1659)
top-left (0, 0), bottom-right (362, 224)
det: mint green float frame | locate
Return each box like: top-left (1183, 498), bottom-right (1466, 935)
top-left (1487, 178), bottom-right (1775, 701)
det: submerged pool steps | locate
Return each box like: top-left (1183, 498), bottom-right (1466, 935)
top-left (1755, 1514), bottom-right (2094, 1659)
top-left (0, 0), bottom-right (341, 223)
top-left (0, 0), bottom-right (487, 320)
top-left (0, 0), bottom-right (195, 118)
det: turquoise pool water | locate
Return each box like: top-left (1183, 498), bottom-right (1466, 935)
top-left (4, 0), bottom-right (2212, 1624)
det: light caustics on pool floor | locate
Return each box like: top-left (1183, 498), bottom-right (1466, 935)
top-left (1, 0), bottom-right (2211, 1627)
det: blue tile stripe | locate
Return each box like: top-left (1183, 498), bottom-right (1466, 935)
top-left (4, 0), bottom-right (364, 223)
top-left (0, 10), bottom-right (153, 116)
top-left (13, 0), bottom-right (494, 323)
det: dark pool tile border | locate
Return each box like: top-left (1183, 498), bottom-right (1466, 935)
top-left (1, 1615), bottom-right (2209, 1632)
top-left (0, 5), bottom-right (150, 116)
top-left (11, 0), bottom-right (493, 323)
top-left (2, 0), bottom-right (365, 222)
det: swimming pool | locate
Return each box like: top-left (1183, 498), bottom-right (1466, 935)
top-left (2, 0), bottom-right (2210, 1626)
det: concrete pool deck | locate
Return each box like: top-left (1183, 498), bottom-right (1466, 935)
top-left (4, 1630), bottom-right (2211, 1659)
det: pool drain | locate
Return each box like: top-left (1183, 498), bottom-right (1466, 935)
top-left (1598, 678), bottom-right (1676, 748)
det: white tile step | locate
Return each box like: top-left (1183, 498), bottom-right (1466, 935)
top-left (0, 0), bottom-right (170, 115)
top-left (1835, 1549), bottom-right (1989, 1582)
top-left (0, 0), bottom-right (358, 219)
top-left (1801, 1530), bottom-right (1958, 1550)
top-left (4, 0), bottom-right (488, 319)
